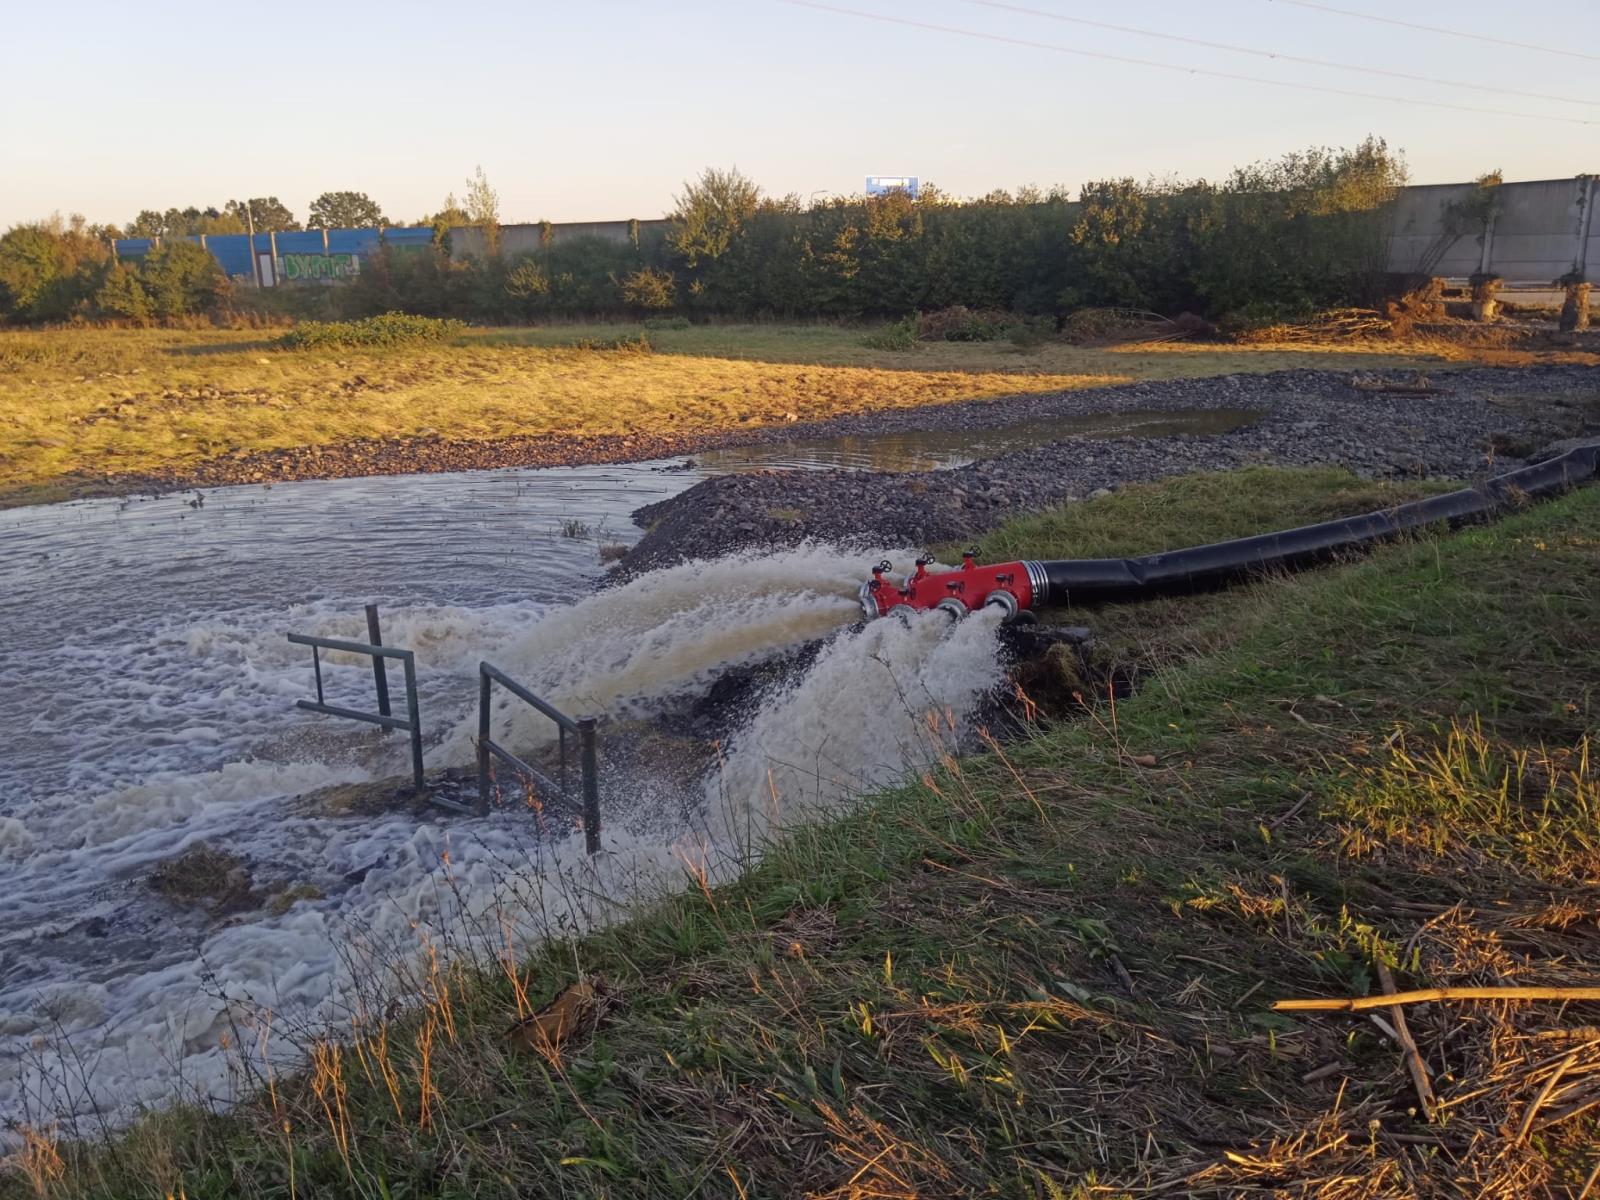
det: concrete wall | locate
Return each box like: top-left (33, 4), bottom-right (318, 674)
top-left (450, 218), bottom-right (671, 259)
top-left (1385, 176), bottom-right (1597, 285)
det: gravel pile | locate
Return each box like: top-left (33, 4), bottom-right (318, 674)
top-left (623, 365), bottom-right (1599, 571)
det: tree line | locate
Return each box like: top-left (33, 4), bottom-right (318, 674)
top-left (0, 169), bottom-right (502, 324)
top-left (119, 192), bottom-right (390, 239)
top-left (0, 141), bottom-right (1412, 328)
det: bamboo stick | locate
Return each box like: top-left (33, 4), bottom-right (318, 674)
top-left (1275, 987), bottom-right (1600, 1013)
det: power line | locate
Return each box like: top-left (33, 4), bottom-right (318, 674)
top-left (777, 0), bottom-right (1596, 126)
top-left (1269, 0), bottom-right (1600, 64)
top-left (962, 0), bottom-right (1597, 107)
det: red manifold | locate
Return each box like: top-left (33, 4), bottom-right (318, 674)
top-left (858, 552), bottom-right (1045, 621)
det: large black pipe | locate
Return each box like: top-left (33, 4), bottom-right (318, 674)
top-left (1034, 444), bottom-right (1598, 607)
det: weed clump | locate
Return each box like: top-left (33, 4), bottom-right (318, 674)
top-left (148, 842), bottom-right (253, 911)
top-left (563, 332), bottom-right (653, 354)
top-left (861, 317), bottom-right (917, 351)
top-left (267, 882), bottom-right (326, 915)
top-left (916, 305), bottom-right (1014, 342)
top-left (278, 312), bottom-right (465, 350)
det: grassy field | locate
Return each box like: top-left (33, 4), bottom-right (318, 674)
top-left (20, 468), bottom-right (1598, 1199)
top-left (1, 321), bottom-right (1571, 508)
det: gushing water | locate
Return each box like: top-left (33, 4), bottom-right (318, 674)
top-left (0, 472), bottom-right (1009, 1135)
top-left (436, 543), bottom-right (882, 761)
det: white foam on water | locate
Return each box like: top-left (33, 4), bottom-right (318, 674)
top-left (0, 544), bottom-right (1011, 1138)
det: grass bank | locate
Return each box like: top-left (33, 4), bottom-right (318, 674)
top-left (0, 321), bottom-right (1567, 508)
top-left (16, 468), bottom-right (1597, 1198)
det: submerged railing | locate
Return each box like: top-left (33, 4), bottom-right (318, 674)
top-left (287, 608), bottom-right (602, 851)
top-left (477, 662), bottom-right (601, 853)
top-left (287, 604), bottom-right (424, 793)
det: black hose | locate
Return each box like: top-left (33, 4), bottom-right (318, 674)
top-left (1035, 444), bottom-right (1599, 607)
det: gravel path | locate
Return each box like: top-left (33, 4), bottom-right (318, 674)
top-left (622, 365), bottom-right (1600, 571)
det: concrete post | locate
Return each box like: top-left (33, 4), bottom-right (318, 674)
top-left (1574, 175), bottom-right (1596, 284)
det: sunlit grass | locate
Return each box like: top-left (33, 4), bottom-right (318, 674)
top-left (1, 321), bottom-right (1561, 508)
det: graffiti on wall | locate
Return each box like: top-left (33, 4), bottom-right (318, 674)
top-left (280, 253), bottom-right (361, 282)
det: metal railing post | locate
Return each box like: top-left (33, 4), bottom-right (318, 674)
top-left (365, 603), bottom-right (391, 720)
top-left (579, 716), bottom-right (601, 855)
top-left (402, 651), bottom-right (424, 795)
top-left (476, 665), bottom-right (492, 817)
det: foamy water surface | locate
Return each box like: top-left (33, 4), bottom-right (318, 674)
top-left (0, 462), bottom-right (1005, 1132)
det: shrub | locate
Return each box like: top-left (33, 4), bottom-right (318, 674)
top-left (0, 226), bottom-right (70, 320)
top-left (91, 262), bottom-right (153, 323)
top-left (0, 219), bottom-right (109, 322)
top-left (916, 305), bottom-right (1014, 342)
top-left (277, 312), bottom-right (465, 350)
top-left (503, 259), bottom-right (550, 310)
top-left (337, 244), bottom-right (464, 319)
top-left (562, 333), bottom-right (652, 354)
top-left (861, 317), bottom-right (918, 351)
top-left (141, 240), bottom-right (230, 319)
top-left (619, 266), bottom-right (676, 311)
top-left (1006, 315), bottom-right (1056, 350)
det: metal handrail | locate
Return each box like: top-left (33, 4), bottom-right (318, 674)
top-left (477, 661), bottom-right (601, 853)
top-left (479, 662), bottom-right (581, 733)
top-left (288, 609), bottom-right (424, 793)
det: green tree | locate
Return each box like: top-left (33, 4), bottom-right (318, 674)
top-left (0, 226), bottom-right (69, 318)
top-left (92, 262), bottom-right (153, 322)
top-left (124, 207), bottom-right (244, 237)
top-left (126, 210), bottom-right (167, 238)
top-left (140, 240), bottom-right (227, 318)
top-left (669, 167), bottom-right (762, 267)
top-left (307, 191), bottom-right (387, 230)
top-left (463, 166), bottom-right (501, 256)
top-left (423, 192), bottom-right (471, 243)
top-left (0, 215), bottom-right (109, 321)
top-left (226, 197), bottom-right (300, 231)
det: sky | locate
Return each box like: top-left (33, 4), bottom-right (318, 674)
top-left (1, 0), bottom-right (1594, 230)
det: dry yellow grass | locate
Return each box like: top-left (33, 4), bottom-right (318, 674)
top-left (0, 322), bottom-right (1579, 506)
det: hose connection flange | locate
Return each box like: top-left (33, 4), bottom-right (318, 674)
top-left (858, 552), bottom-right (1039, 621)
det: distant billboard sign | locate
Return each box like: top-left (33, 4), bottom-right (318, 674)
top-left (866, 176), bottom-right (919, 198)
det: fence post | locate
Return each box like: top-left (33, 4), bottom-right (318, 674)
top-left (402, 651), bottom-right (424, 795)
top-left (579, 717), bottom-right (601, 854)
top-left (365, 604), bottom-right (392, 719)
top-left (476, 666), bottom-right (492, 817)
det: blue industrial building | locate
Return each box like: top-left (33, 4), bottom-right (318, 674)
top-left (112, 226), bottom-right (436, 285)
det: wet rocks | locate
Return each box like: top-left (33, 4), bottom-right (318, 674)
top-left (621, 364), bottom-right (1599, 571)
